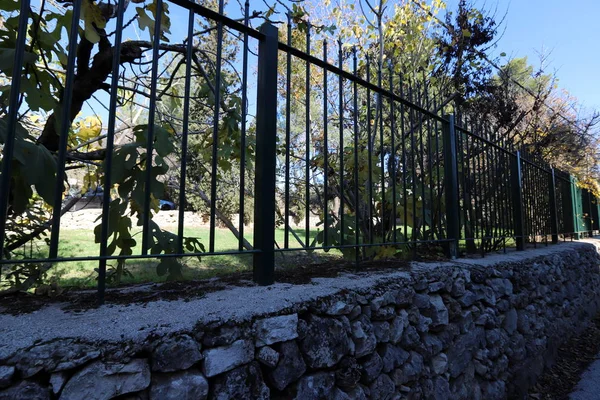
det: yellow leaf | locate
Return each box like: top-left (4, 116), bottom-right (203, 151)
top-left (81, 0), bottom-right (107, 43)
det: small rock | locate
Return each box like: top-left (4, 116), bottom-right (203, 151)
top-left (0, 366), bottom-right (14, 389)
top-left (503, 308), bottom-right (518, 335)
top-left (294, 372), bottom-right (335, 400)
top-left (419, 334), bottom-right (443, 358)
top-left (458, 291), bottom-right (478, 307)
top-left (373, 306), bottom-right (395, 320)
top-left (251, 344), bottom-right (276, 367)
top-left (254, 314), bottom-right (298, 347)
top-left (378, 344), bottom-right (410, 373)
top-left (488, 278), bottom-right (513, 297)
top-left (349, 305), bottom-right (362, 320)
top-left (152, 335), bottom-right (202, 372)
top-left (390, 311), bottom-right (409, 344)
top-left (60, 359), bottom-right (150, 400)
top-left (400, 325), bottom-right (420, 349)
top-left (335, 357), bottom-right (361, 390)
top-left (369, 374), bottom-right (394, 400)
top-left (333, 386), bottom-right (367, 400)
top-left (150, 369), bottom-right (208, 400)
top-left (428, 281), bottom-right (446, 293)
top-left (202, 340), bottom-right (254, 377)
top-left (431, 353), bottom-right (448, 375)
top-left (269, 341), bottom-right (306, 391)
top-left (451, 278), bottom-right (467, 297)
top-left (203, 325), bottom-right (241, 347)
top-left (210, 362), bottom-right (269, 400)
top-left (424, 295), bottom-right (449, 329)
top-left (49, 372), bottom-right (68, 395)
top-left (413, 293), bottom-right (430, 309)
top-left (394, 287), bottom-right (415, 305)
top-left (352, 315), bottom-right (377, 358)
top-left (373, 321), bottom-right (391, 343)
top-left (325, 301), bottom-right (355, 316)
top-left (392, 351), bottom-right (423, 385)
top-left (447, 327), bottom-right (485, 378)
top-left (430, 376), bottom-right (451, 400)
top-left (360, 352), bottom-right (383, 383)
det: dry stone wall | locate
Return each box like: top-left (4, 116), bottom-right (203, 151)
top-left (1, 242), bottom-right (600, 400)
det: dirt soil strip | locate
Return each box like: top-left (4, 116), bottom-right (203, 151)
top-left (528, 316), bottom-right (600, 400)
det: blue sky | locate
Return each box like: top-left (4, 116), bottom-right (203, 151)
top-left (84, 0), bottom-right (600, 121)
top-left (445, 0), bottom-right (600, 112)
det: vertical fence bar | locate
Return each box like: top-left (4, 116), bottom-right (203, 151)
top-left (570, 175), bottom-right (581, 239)
top-left (208, 0), bottom-right (225, 253)
top-left (443, 115), bottom-right (459, 258)
top-left (141, 0), bottom-right (163, 255)
top-left (549, 168), bottom-right (559, 244)
top-left (253, 23), bottom-right (278, 285)
top-left (49, 0), bottom-right (83, 259)
top-left (305, 25), bottom-right (311, 249)
top-left (511, 151), bottom-right (525, 251)
top-left (238, 0), bottom-right (250, 251)
top-left (284, 13), bottom-right (292, 249)
top-left (323, 40), bottom-right (329, 247)
top-left (0, 0), bottom-right (31, 260)
top-left (98, 0), bottom-right (127, 303)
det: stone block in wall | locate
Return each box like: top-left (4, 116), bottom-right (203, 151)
top-left (202, 340), bottom-right (254, 378)
top-left (447, 327), bottom-right (485, 378)
top-left (391, 351), bottom-right (423, 386)
top-left (0, 366), bottom-right (14, 389)
top-left (9, 339), bottom-right (100, 378)
top-left (253, 314), bottom-right (298, 347)
top-left (255, 346), bottom-right (279, 368)
top-left (351, 315), bottom-right (377, 358)
top-left (268, 341), bottom-right (306, 391)
top-left (293, 372), bottom-right (335, 400)
top-left (332, 386), bottom-right (367, 400)
top-left (49, 372), bottom-right (68, 395)
top-left (369, 374), bottom-right (394, 400)
top-left (335, 356), bottom-right (361, 390)
top-left (378, 344), bottom-right (409, 373)
top-left (210, 362), bottom-right (269, 400)
top-left (60, 359), bottom-right (151, 400)
top-left (202, 324), bottom-right (242, 347)
top-left (299, 315), bottom-right (352, 368)
top-left (424, 295), bottom-right (449, 330)
top-left (360, 352), bottom-right (383, 384)
top-left (0, 381), bottom-right (50, 400)
top-left (152, 335), bottom-right (202, 372)
top-left (431, 352), bottom-right (448, 375)
top-left (150, 369), bottom-right (208, 400)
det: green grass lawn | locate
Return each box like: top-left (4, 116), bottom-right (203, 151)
top-left (9, 226), bottom-right (337, 288)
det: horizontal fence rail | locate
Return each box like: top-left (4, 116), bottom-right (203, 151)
top-left (0, 0), bottom-right (598, 303)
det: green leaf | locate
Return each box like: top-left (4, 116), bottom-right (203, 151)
top-left (0, 0), bottom-right (20, 12)
top-left (0, 48), bottom-right (37, 71)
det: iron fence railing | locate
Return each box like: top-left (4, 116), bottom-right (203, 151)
top-left (0, 0), bottom-right (598, 303)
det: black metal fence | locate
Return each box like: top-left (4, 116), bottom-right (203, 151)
top-left (0, 0), bottom-right (597, 302)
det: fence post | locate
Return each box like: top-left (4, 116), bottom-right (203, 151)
top-left (570, 175), bottom-right (581, 239)
top-left (443, 114), bottom-right (459, 258)
top-left (253, 23), bottom-right (278, 285)
top-left (549, 168), bottom-right (559, 244)
top-left (511, 151), bottom-right (525, 251)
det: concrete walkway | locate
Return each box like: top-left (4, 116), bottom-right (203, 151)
top-left (570, 352), bottom-right (600, 399)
